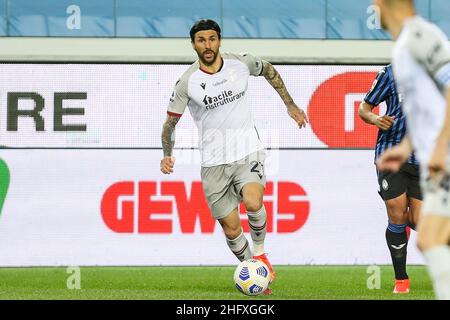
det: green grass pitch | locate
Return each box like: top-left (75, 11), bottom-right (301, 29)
top-left (0, 265), bottom-right (434, 300)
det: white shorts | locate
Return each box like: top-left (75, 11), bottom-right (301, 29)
top-left (201, 151), bottom-right (266, 220)
top-left (421, 173), bottom-right (450, 217)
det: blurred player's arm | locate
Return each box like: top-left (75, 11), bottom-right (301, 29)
top-left (261, 60), bottom-right (308, 128)
top-left (359, 101), bottom-right (395, 131)
top-left (408, 24), bottom-right (450, 176)
top-left (376, 135), bottom-right (413, 172)
top-left (429, 84), bottom-right (450, 178)
top-left (161, 78), bottom-right (188, 174)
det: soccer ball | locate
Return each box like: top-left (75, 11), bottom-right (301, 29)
top-left (233, 259), bottom-right (270, 296)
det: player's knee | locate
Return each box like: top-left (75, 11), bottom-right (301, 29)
top-left (223, 225), bottom-right (242, 240)
top-left (386, 205), bottom-right (408, 224)
top-left (243, 199), bottom-right (262, 213)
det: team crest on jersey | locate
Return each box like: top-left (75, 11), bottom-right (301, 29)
top-left (382, 179), bottom-right (389, 191)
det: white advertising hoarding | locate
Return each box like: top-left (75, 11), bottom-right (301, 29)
top-left (0, 63), bottom-right (422, 266)
top-left (0, 150), bottom-right (424, 266)
top-left (0, 63), bottom-right (385, 149)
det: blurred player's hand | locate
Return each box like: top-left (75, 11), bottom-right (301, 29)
top-left (287, 104), bottom-right (309, 128)
top-left (376, 144), bottom-right (410, 172)
top-left (160, 156), bottom-right (175, 174)
top-left (374, 115), bottom-right (395, 131)
top-left (428, 138), bottom-right (449, 180)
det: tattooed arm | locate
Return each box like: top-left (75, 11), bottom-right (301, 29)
top-left (261, 60), bottom-right (308, 128)
top-left (160, 114), bottom-right (181, 174)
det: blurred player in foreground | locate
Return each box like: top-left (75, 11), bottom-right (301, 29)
top-left (375, 0), bottom-right (450, 299)
top-left (359, 64), bottom-right (422, 293)
top-left (160, 19), bottom-right (308, 294)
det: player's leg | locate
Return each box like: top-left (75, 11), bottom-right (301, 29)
top-left (378, 168), bottom-right (410, 293)
top-left (383, 194), bottom-right (411, 290)
top-left (234, 151), bottom-right (274, 286)
top-left (218, 207), bottom-right (253, 261)
top-left (241, 182), bottom-right (266, 256)
top-left (417, 174), bottom-right (450, 300)
top-left (240, 181), bottom-right (273, 295)
top-left (417, 215), bottom-right (450, 299)
top-left (201, 165), bottom-right (251, 262)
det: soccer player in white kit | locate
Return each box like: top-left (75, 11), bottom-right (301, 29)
top-left (160, 19), bottom-right (308, 294)
top-left (375, 0), bottom-right (450, 299)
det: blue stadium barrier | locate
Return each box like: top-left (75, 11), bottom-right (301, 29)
top-left (222, 0), bottom-right (326, 38)
top-left (9, 0), bottom-right (114, 36)
top-left (0, 0), bottom-right (6, 36)
top-left (116, 0), bottom-right (220, 37)
top-left (431, 0), bottom-right (450, 38)
top-left (416, 0), bottom-right (431, 19)
top-left (0, 0), bottom-right (449, 39)
top-left (326, 0), bottom-right (389, 39)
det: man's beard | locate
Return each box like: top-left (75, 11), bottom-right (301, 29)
top-left (198, 49), bottom-right (218, 66)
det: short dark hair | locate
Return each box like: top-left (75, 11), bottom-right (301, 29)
top-left (190, 19), bottom-right (221, 42)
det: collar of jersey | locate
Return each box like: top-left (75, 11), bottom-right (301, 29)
top-left (199, 57), bottom-right (224, 75)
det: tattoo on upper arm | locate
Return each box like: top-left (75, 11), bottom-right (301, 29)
top-left (162, 115), bottom-right (181, 157)
top-left (262, 61), bottom-right (294, 105)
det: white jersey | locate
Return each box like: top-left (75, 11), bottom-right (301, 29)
top-left (167, 52), bottom-right (265, 167)
top-left (392, 16), bottom-right (450, 178)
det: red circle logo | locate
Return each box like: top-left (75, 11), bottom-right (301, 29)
top-left (309, 71), bottom-right (380, 148)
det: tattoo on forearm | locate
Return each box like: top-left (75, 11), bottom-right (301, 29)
top-left (263, 61), bottom-right (294, 105)
top-left (161, 115), bottom-right (180, 157)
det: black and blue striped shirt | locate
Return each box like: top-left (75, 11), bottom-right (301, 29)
top-left (364, 65), bottom-right (418, 166)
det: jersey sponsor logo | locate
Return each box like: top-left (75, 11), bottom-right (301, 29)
top-left (200, 83), bottom-right (206, 90)
top-left (202, 90), bottom-right (245, 110)
top-left (101, 180), bottom-right (310, 234)
top-left (213, 79), bottom-right (227, 86)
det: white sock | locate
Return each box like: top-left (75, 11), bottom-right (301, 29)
top-left (423, 245), bottom-right (450, 300)
top-left (226, 231), bottom-right (252, 262)
top-left (247, 206), bottom-right (267, 256)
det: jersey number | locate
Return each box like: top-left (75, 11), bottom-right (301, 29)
top-left (251, 162), bottom-right (263, 179)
